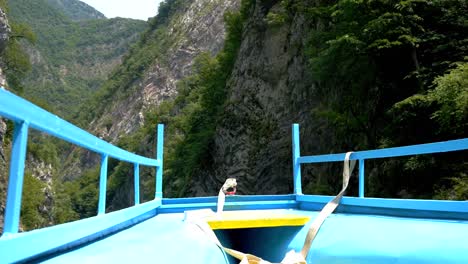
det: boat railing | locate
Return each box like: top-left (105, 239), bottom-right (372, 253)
top-left (0, 88), bottom-right (164, 235)
top-left (292, 123), bottom-right (468, 212)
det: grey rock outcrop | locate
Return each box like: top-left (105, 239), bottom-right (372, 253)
top-left (27, 155), bottom-right (55, 226)
top-left (0, 6), bottom-right (10, 235)
top-left (0, 8), bottom-right (10, 53)
top-left (189, 0), bottom-right (323, 195)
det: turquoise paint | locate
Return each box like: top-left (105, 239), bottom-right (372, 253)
top-left (134, 163), bottom-right (140, 205)
top-left (3, 121), bottom-right (29, 234)
top-left (292, 124), bottom-right (302, 195)
top-left (0, 200), bottom-right (161, 263)
top-left (36, 210), bottom-right (468, 263)
top-left (98, 154), bottom-right (108, 215)
top-left (155, 124), bottom-right (164, 199)
top-left (0, 89), bottom-right (162, 167)
top-left (358, 159), bottom-right (365, 197)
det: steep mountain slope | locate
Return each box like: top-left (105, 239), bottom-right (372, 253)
top-left (94, 0), bottom-right (466, 201)
top-left (8, 0), bottom-right (147, 117)
top-left (0, 5), bottom-right (10, 234)
top-left (45, 0), bottom-right (106, 21)
top-left (61, 0), bottom-right (241, 210)
top-left (86, 0), bottom-right (239, 140)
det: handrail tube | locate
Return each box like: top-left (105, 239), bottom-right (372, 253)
top-left (3, 121), bottom-right (29, 234)
top-left (0, 89), bottom-right (161, 167)
top-left (1, 88), bottom-right (164, 230)
top-left (292, 123), bottom-right (468, 198)
top-left (98, 154), bottom-right (109, 215)
top-left (358, 159), bottom-right (365, 198)
top-left (298, 138), bottom-right (468, 164)
top-left (155, 124), bottom-right (164, 199)
top-left (134, 163), bottom-right (140, 205)
top-left (292, 124), bottom-right (302, 195)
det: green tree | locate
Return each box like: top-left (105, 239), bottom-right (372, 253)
top-left (20, 173), bottom-right (46, 230)
top-left (301, 0), bottom-right (467, 198)
top-left (0, 0), bottom-right (36, 93)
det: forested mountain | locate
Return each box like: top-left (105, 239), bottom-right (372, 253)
top-left (7, 0), bottom-right (147, 117)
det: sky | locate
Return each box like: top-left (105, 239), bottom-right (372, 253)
top-left (79, 0), bottom-right (165, 21)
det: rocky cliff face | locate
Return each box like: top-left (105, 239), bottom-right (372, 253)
top-left (0, 6), bottom-right (10, 234)
top-left (92, 0), bottom-right (240, 141)
top-left (190, 0), bottom-right (323, 195)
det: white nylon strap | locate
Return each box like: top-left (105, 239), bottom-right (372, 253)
top-left (300, 152), bottom-right (355, 258)
top-left (217, 178), bottom-right (237, 214)
top-left (217, 188), bottom-right (225, 215)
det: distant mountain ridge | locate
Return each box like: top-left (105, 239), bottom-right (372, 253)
top-left (8, 0), bottom-right (147, 118)
top-left (45, 0), bottom-right (106, 21)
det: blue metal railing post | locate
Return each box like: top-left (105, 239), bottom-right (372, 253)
top-left (292, 124), bottom-right (302, 195)
top-left (359, 159), bottom-right (365, 198)
top-left (134, 163), bottom-right (140, 205)
top-left (3, 121), bottom-right (29, 234)
top-left (98, 154), bottom-right (108, 215)
top-left (155, 124), bottom-right (164, 199)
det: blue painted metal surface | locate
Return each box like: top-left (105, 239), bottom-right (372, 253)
top-left (42, 212), bottom-right (229, 264)
top-left (292, 123), bottom-right (468, 197)
top-left (298, 138), bottom-right (468, 163)
top-left (0, 89), bottom-right (161, 167)
top-left (98, 154), bottom-right (109, 215)
top-left (134, 163), bottom-right (140, 205)
top-left (358, 159), bottom-right (365, 197)
top-left (156, 124), bottom-right (164, 199)
top-left (292, 124), bottom-right (302, 195)
top-left (0, 88), bottom-right (163, 236)
top-left (13, 209), bottom-right (467, 264)
top-left (3, 121), bottom-right (29, 234)
top-left (0, 200), bottom-right (161, 263)
top-left (297, 195), bottom-right (468, 220)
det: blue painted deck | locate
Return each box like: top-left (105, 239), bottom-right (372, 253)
top-left (40, 208), bottom-right (468, 264)
top-left (1, 88), bottom-right (468, 263)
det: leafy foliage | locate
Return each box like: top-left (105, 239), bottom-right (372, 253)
top-left (299, 0), bottom-right (467, 198)
top-left (0, 8), bottom-right (35, 93)
top-left (430, 63), bottom-right (468, 135)
top-left (50, 166), bottom-right (99, 222)
top-left (20, 173), bottom-right (47, 230)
